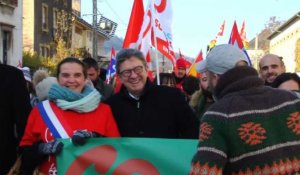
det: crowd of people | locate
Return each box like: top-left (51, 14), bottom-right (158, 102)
top-left (1, 44), bottom-right (300, 174)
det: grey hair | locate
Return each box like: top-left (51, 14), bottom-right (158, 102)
top-left (116, 48), bottom-right (147, 74)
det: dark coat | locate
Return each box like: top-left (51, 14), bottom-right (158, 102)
top-left (93, 78), bottom-right (114, 101)
top-left (105, 80), bottom-right (198, 139)
top-left (0, 64), bottom-right (31, 174)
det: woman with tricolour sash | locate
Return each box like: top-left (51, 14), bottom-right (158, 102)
top-left (19, 57), bottom-right (120, 175)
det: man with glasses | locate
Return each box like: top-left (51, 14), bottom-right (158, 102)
top-left (105, 48), bottom-right (198, 138)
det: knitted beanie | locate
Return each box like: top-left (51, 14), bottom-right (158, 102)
top-left (32, 69), bottom-right (49, 87)
top-left (176, 58), bottom-right (187, 68)
top-left (35, 77), bottom-right (58, 101)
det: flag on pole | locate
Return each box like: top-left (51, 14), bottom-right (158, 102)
top-left (188, 50), bottom-right (203, 77)
top-left (239, 21), bottom-right (249, 49)
top-left (123, 0), bottom-right (175, 76)
top-left (124, 0), bottom-right (153, 79)
top-left (57, 138), bottom-right (197, 175)
top-left (150, 0), bottom-right (176, 65)
top-left (106, 47), bottom-right (116, 84)
top-left (228, 21), bottom-right (252, 66)
top-left (217, 20), bottom-right (226, 37)
top-left (208, 20), bottom-right (225, 51)
top-left (123, 0), bottom-right (144, 49)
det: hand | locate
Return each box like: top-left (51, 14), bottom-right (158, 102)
top-left (38, 140), bottom-right (64, 155)
top-left (72, 130), bottom-right (102, 146)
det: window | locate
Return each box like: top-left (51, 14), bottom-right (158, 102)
top-left (2, 30), bottom-right (11, 64)
top-left (0, 0), bottom-right (18, 7)
top-left (40, 44), bottom-right (50, 58)
top-left (53, 8), bottom-right (58, 29)
top-left (42, 3), bottom-right (49, 31)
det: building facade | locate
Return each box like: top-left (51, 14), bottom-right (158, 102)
top-left (268, 11), bottom-right (300, 72)
top-left (23, 0), bottom-right (72, 58)
top-left (23, 0), bottom-right (116, 60)
top-left (0, 0), bottom-right (22, 66)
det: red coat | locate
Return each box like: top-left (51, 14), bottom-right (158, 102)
top-left (20, 101), bottom-right (120, 174)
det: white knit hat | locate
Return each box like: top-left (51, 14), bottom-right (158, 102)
top-left (35, 77), bottom-right (58, 101)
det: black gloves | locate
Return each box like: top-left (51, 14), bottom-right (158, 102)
top-left (38, 140), bottom-right (64, 155)
top-left (72, 130), bottom-right (102, 146)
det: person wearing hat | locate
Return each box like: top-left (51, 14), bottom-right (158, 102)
top-left (105, 48), bottom-right (198, 138)
top-left (173, 58), bottom-right (187, 90)
top-left (0, 64), bottom-right (31, 174)
top-left (190, 44), bottom-right (300, 174)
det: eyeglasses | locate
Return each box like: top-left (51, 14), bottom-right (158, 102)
top-left (119, 66), bottom-right (144, 78)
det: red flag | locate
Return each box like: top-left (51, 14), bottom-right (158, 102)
top-left (239, 21), bottom-right (249, 49)
top-left (228, 21), bottom-right (244, 49)
top-left (217, 20), bottom-right (225, 37)
top-left (123, 0), bottom-right (144, 48)
top-left (123, 0), bottom-right (153, 80)
top-left (208, 20), bottom-right (225, 51)
top-left (240, 21), bottom-right (245, 38)
top-left (228, 21), bottom-right (252, 65)
top-left (194, 50), bottom-right (203, 63)
top-left (187, 50), bottom-right (203, 77)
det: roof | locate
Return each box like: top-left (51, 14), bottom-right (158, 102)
top-left (268, 11), bottom-right (300, 40)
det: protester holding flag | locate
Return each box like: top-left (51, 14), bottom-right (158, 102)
top-left (105, 48), bottom-right (198, 138)
top-left (19, 57), bottom-right (120, 175)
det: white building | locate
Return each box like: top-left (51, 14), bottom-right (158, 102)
top-left (0, 0), bottom-right (22, 66)
top-left (268, 11), bottom-right (300, 73)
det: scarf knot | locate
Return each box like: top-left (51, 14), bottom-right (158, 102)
top-left (48, 84), bottom-right (101, 113)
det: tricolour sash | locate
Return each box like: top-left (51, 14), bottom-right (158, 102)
top-left (37, 100), bottom-right (73, 139)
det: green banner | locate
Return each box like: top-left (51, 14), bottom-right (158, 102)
top-left (56, 138), bottom-right (197, 175)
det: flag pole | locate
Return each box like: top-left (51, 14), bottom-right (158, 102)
top-left (150, 1), bottom-right (160, 85)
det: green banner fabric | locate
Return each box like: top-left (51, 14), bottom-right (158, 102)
top-left (56, 138), bottom-right (197, 175)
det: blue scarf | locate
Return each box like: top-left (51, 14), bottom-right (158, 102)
top-left (48, 84), bottom-right (101, 113)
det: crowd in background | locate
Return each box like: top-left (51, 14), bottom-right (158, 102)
top-left (1, 44), bottom-right (300, 174)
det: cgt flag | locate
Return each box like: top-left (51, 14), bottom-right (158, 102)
top-left (57, 138), bottom-right (197, 175)
top-left (150, 0), bottom-right (176, 65)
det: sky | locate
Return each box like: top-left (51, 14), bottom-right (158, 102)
top-left (81, 0), bottom-right (300, 58)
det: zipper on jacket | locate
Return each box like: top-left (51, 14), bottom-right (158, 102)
top-left (137, 101), bottom-right (140, 109)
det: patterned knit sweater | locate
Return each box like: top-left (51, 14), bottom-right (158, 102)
top-left (190, 67), bottom-right (300, 175)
